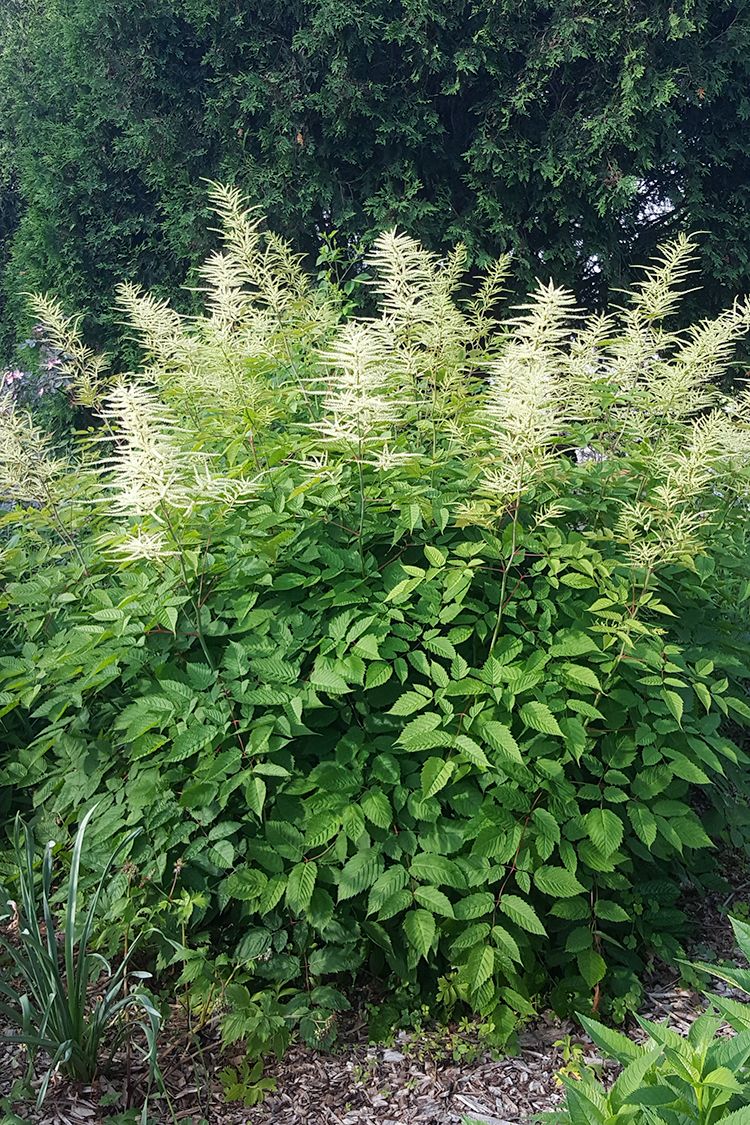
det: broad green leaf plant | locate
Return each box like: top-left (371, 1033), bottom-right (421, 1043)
top-left (551, 917), bottom-right (750, 1124)
top-left (1, 185), bottom-right (750, 1047)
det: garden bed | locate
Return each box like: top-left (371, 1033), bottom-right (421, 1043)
top-left (0, 977), bottom-right (709, 1125)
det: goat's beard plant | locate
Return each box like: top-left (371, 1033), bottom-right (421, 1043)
top-left (2, 184), bottom-right (750, 1049)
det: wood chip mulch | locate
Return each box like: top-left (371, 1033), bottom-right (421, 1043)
top-left (0, 975), bottom-right (713, 1125)
top-left (3, 885), bottom-right (746, 1124)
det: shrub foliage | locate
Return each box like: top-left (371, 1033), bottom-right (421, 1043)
top-left (2, 186), bottom-right (750, 1047)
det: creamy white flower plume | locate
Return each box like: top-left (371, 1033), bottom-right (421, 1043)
top-left (97, 382), bottom-right (204, 518)
top-left (476, 282), bottom-right (578, 504)
top-left (0, 405), bottom-right (62, 504)
top-left (28, 293), bottom-right (109, 407)
top-left (109, 527), bottom-right (175, 562)
top-left (312, 323), bottom-right (407, 449)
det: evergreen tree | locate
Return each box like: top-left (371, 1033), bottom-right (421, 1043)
top-left (1, 0), bottom-right (750, 352)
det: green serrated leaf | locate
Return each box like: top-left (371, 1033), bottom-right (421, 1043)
top-left (353, 634), bottom-right (380, 660)
top-left (305, 811), bottom-right (340, 848)
top-left (584, 808), bottom-right (623, 858)
top-left (595, 899), bottom-right (630, 923)
top-left (286, 861), bottom-right (317, 913)
top-left (534, 866), bottom-right (586, 898)
top-left (628, 802), bottom-right (657, 847)
top-left (223, 867), bottom-right (265, 902)
top-left (454, 892), bottom-right (495, 920)
top-left (365, 662), bottom-right (392, 689)
top-left (166, 725), bottom-right (214, 762)
top-left (519, 702), bottom-right (562, 737)
top-left (493, 925), bottom-right (522, 964)
top-left (661, 688), bottom-right (684, 725)
top-left (403, 909), bottom-right (436, 959)
top-left (310, 666), bottom-right (351, 694)
top-left (414, 885), bottom-right (455, 917)
top-left (258, 874), bottom-right (286, 915)
top-left (421, 757), bottom-right (455, 799)
top-left (361, 789), bottom-right (392, 828)
top-left (550, 632), bottom-right (600, 658)
top-left (424, 546), bottom-right (446, 567)
top-left (577, 949), bottom-right (607, 986)
top-left (338, 848), bottom-right (382, 901)
top-left (454, 733), bottom-right (490, 769)
top-left (343, 803), bottom-right (366, 841)
top-left (561, 663), bottom-right (602, 693)
top-left (367, 865), bottom-right (408, 915)
top-left (467, 943), bottom-right (495, 991)
top-left (245, 776), bottom-right (266, 818)
top-left (377, 888), bottom-right (413, 921)
top-left (409, 853), bottom-right (464, 888)
top-left (482, 721), bottom-right (523, 764)
top-left (499, 894), bottom-right (547, 936)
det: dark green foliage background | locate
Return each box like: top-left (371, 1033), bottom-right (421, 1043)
top-left (2, 0), bottom-right (750, 354)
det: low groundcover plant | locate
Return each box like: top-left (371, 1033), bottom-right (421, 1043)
top-left (0, 185), bottom-right (750, 1053)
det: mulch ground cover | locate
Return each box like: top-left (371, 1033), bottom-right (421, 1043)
top-left (2, 890), bottom-right (746, 1124)
top-left (0, 973), bottom-right (711, 1125)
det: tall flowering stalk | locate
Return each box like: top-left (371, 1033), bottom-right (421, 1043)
top-left (8, 184), bottom-right (750, 583)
